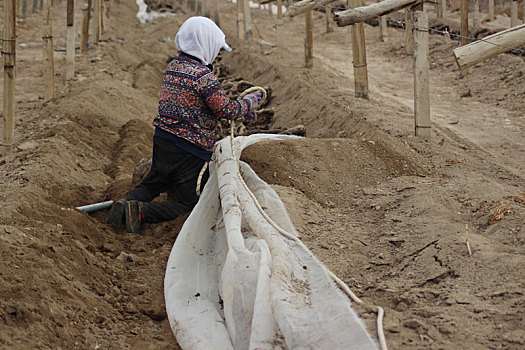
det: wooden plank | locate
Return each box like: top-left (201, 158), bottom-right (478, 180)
top-left (453, 23), bottom-right (525, 70)
top-left (42, 0), bottom-right (55, 100)
top-left (413, 12), bottom-right (431, 138)
top-left (2, 0), bottom-right (16, 145)
top-left (305, 9), bottom-right (313, 68)
top-left (333, 0), bottom-right (421, 26)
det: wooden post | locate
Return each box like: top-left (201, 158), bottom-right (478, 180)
top-left (42, 0), bottom-right (55, 100)
top-left (22, 0), bottom-right (27, 19)
top-left (489, 0), bottom-right (494, 21)
top-left (94, 0), bottom-right (101, 43)
top-left (405, 8), bottom-right (414, 54)
top-left (243, 0), bottom-right (254, 40)
top-left (439, 0), bottom-right (445, 18)
top-left (453, 24), bottom-right (525, 69)
top-left (305, 8), bottom-right (314, 68)
top-left (278, 0), bottom-right (283, 20)
top-left (377, 0), bottom-right (385, 41)
top-left (350, 0), bottom-right (368, 98)
top-left (473, 0), bottom-right (480, 30)
top-left (81, 0), bottom-right (92, 54)
top-left (33, 0), bottom-right (38, 13)
top-left (196, 0), bottom-right (202, 15)
top-left (325, 6), bottom-right (334, 32)
top-left (460, 0), bottom-right (469, 46)
top-left (204, 0), bottom-right (210, 18)
top-left (2, 0), bottom-right (16, 145)
top-left (66, 0), bottom-right (75, 80)
top-left (237, 0), bottom-right (245, 39)
top-left (100, 0), bottom-right (105, 33)
top-left (212, 0), bottom-right (220, 27)
top-left (510, 0), bottom-right (518, 27)
top-left (413, 11), bottom-right (431, 138)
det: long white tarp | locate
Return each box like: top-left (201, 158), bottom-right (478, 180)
top-left (164, 134), bottom-right (378, 349)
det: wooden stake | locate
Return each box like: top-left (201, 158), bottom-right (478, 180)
top-left (243, 0), bottom-right (254, 40)
top-left (81, 0), bottom-right (92, 54)
top-left (237, 0), bottom-right (245, 39)
top-left (277, 0), bottom-right (283, 20)
top-left (510, 0), bottom-right (518, 27)
top-left (100, 0), bottom-right (105, 33)
top-left (488, 0), bottom-right (494, 21)
top-left (94, 0), bottom-right (101, 43)
top-left (473, 0), bottom-right (480, 30)
top-left (66, 0), bottom-right (75, 80)
top-left (22, 0), bottom-right (27, 19)
top-left (212, 0), bottom-right (220, 27)
top-left (440, 0), bottom-right (445, 18)
top-left (413, 11), bottom-right (430, 138)
top-left (305, 8), bottom-right (314, 68)
top-left (405, 8), bottom-right (414, 54)
top-left (42, 0), bottom-right (55, 100)
top-left (2, 0), bottom-right (16, 145)
top-left (349, 0), bottom-right (368, 98)
top-left (460, 0), bottom-right (469, 47)
top-left (325, 5), bottom-right (334, 33)
top-left (204, 0), bottom-right (210, 18)
top-left (377, 0), bottom-right (385, 41)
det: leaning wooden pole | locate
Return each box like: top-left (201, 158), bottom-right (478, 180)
top-left (453, 23), bottom-right (525, 70)
top-left (81, 0), bottom-right (92, 54)
top-left (2, 0), bottom-right (16, 145)
top-left (66, 0), bottom-right (75, 80)
top-left (305, 8), bottom-right (313, 68)
top-left (42, 0), bottom-right (55, 100)
top-left (333, 0), bottom-right (421, 25)
top-left (350, 0), bottom-right (369, 99)
top-left (413, 11), bottom-right (431, 138)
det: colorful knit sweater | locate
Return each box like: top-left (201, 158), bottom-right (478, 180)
top-left (152, 54), bottom-right (250, 152)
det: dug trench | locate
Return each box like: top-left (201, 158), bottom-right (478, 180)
top-left (1, 1), bottom-right (524, 349)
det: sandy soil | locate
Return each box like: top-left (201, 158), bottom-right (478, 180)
top-left (0, 0), bottom-right (523, 349)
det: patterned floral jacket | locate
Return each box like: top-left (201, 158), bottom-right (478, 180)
top-left (152, 54), bottom-right (250, 152)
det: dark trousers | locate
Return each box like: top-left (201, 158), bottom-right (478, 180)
top-left (125, 136), bottom-right (209, 223)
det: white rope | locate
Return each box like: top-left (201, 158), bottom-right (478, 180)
top-left (230, 88), bottom-right (388, 350)
top-left (195, 161), bottom-right (209, 197)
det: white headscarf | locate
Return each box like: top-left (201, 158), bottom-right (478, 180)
top-left (175, 17), bottom-right (231, 65)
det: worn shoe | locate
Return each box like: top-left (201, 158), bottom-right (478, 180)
top-left (125, 200), bottom-right (143, 234)
top-left (107, 200), bottom-right (126, 225)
